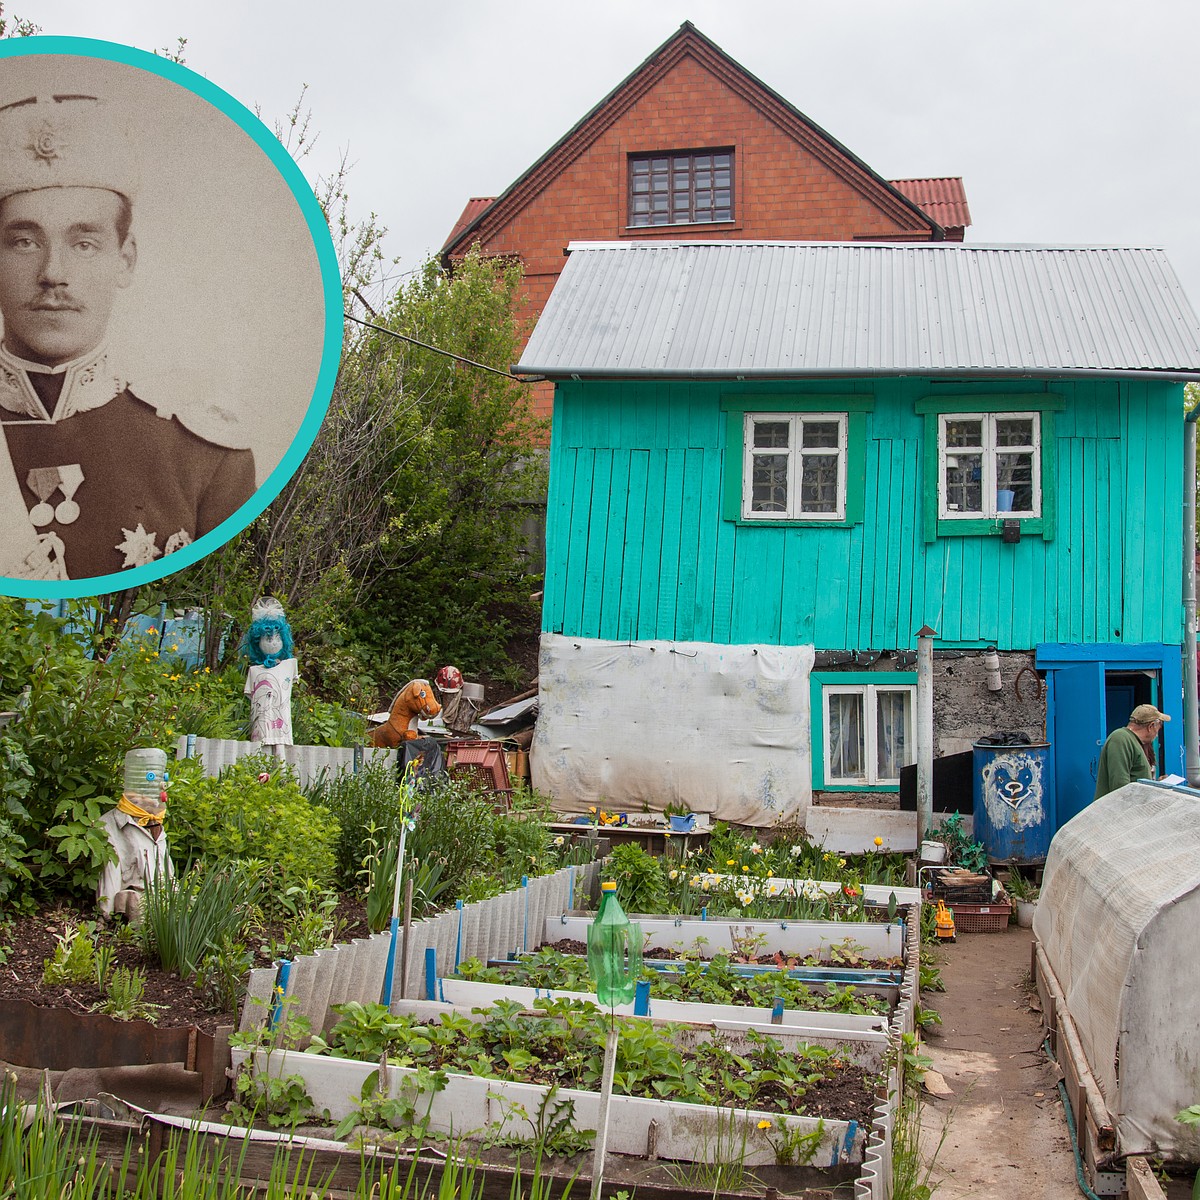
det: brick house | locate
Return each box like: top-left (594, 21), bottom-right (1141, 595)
top-left (442, 22), bottom-right (971, 425)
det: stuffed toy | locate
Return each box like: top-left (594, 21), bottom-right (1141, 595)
top-left (369, 679), bottom-right (441, 747)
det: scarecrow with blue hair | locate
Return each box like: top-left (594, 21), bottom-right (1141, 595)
top-left (243, 597), bottom-right (298, 754)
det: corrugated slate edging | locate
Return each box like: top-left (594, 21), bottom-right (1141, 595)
top-left (241, 861), bottom-right (603, 1035)
top-left (176, 736), bottom-right (397, 785)
top-left (855, 904), bottom-right (921, 1200)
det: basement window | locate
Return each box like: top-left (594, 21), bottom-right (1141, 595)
top-left (811, 673), bottom-right (916, 791)
top-left (628, 150), bottom-right (734, 227)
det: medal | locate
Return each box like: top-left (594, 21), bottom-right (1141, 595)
top-left (25, 464), bottom-right (84, 526)
top-left (53, 465), bottom-right (83, 524)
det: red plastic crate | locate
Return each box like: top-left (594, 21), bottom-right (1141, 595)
top-left (949, 901), bottom-right (1012, 933)
top-left (447, 739), bottom-right (512, 807)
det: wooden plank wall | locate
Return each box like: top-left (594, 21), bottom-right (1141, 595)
top-left (544, 377), bottom-right (1184, 650)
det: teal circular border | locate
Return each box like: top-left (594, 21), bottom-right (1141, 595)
top-left (0, 35), bottom-right (342, 600)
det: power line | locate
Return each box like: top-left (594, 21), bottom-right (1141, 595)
top-left (343, 312), bottom-right (540, 382)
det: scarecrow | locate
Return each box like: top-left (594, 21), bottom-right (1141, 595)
top-left (96, 747), bottom-right (174, 923)
top-left (243, 596), bottom-right (298, 756)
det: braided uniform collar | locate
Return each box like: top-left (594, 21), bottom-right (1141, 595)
top-left (0, 342), bottom-right (125, 423)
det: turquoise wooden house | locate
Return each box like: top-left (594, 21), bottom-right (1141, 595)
top-left (517, 241), bottom-right (1200, 828)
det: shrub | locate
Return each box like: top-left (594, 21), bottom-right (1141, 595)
top-left (306, 758), bottom-right (406, 889)
top-left (165, 754), bottom-right (339, 906)
top-left (603, 843), bottom-right (668, 914)
top-left (0, 601), bottom-right (184, 902)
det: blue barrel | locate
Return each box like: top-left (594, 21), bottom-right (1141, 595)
top-left (972, 741), bottom-right (1053, 865)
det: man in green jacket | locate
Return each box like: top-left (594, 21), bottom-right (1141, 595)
top-left (1093, 704), bottom-right (1170, 799)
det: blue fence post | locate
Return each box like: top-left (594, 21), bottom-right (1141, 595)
top-left (352, 745), bottom-right (363, 774)
top-left (269, 960), bottom-right (291, 1029)
top-left (424, 948), bottom-right (438, 1000)
top-left (185, 733), bottom-right (196, 759)
top-left (454, 899), bottom-right (465, 970)
top-left (521, 874), bottom-right (530, 953)
top-left (634, 978), bottom-right (651, 1017)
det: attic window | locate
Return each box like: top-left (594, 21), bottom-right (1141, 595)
top-left (628, 150), bottom-right (733, 227)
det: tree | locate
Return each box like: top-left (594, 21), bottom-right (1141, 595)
top-left (0, 3), bottom-right (39, 36)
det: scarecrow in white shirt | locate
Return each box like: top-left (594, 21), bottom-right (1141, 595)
top-left (96, 746), bottom-right (174, 923)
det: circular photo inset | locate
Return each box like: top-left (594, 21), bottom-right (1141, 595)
top-left (0, 38), bottom-right (341, 597)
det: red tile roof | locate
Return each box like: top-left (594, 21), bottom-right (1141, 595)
top-left (444, 197), bottom-right (497, 253)
top-left (889, 178), bottom-right (972, 231)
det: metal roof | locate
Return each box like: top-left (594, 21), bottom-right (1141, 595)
top-left (517, 241), bottom-right (1200, 379)
top-left (889, 178), bottom-right (972, 230)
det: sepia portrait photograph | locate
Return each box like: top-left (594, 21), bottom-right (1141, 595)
top-left (0, 43), bottom-right (338, 591)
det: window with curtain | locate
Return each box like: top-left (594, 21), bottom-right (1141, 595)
top-left (823, 684), bottom-right (914, 786)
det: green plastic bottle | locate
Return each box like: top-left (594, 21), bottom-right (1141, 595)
top-left (587, 880), bottom-right (644, 1005)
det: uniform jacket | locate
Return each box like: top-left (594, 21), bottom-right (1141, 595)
top-left (0, 345), bottom-right (255, 579)
top-left (96, 807), bottom-right (175, 917)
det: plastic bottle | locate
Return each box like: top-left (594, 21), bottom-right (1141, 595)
top-left (587, 881), bottom-right (644, 1005)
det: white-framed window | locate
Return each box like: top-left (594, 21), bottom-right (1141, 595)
top-left (822, 684), bottom-right (915, 786)
top-left (742, 412), bottom-right (847, 520)
top-left (938, 412), bottom-right (1041, 519)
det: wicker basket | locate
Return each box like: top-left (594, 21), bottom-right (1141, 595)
top-left (949, 901), bottom-right (1012, 933)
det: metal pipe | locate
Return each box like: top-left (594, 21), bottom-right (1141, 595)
top-left (1185, 412), bottom-right (1200, 785)
top-left (916, 626), bottom-right (936, 844)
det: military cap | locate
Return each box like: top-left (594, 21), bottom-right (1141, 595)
top-left (0, 93), bottom-right (138, 203)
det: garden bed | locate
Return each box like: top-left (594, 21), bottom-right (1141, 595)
top-left (231, 999), bottom-right (879, 1167)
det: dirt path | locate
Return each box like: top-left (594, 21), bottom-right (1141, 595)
top-left (919, 923), bottom-right (1080, 1198)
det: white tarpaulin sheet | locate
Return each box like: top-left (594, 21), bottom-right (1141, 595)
top-left (532, 634), bottom-right (814, 825)
top-left (1034, 781), bottom-right (1200, 1158)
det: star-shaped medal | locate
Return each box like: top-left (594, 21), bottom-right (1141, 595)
top-left (115, 524), bottom-right (162, 568)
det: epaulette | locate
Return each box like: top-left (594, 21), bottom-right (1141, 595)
top-left (129, 386), bottom-right (252, 450)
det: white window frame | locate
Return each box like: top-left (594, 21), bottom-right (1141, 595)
top-left (938, 411), bottom-right (1041, 519)
top-left (822, 684), bottom-right (915, 786)
top-left (741, 412), bottom-right (847, 521)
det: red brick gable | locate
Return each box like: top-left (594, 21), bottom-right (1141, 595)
top-left (443, 22), bottom-right (940, 259)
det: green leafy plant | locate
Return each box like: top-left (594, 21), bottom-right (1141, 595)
top-left (758, 1113), bottom-right (824, 1166)
top-left (482, 1085), bottom-right (595, 1158)
top-left (334, 1064), bottom-right (449, 1142)
top-left (41, 919), bottom-right (98, 986)
top-left (91, 966), bottom-right (164, 1022)
top-left (1004, 869), bottom-right (1040, 902)
top-left (1177, 1105), bottom-right (1200, 1199)
top-left (603, 842), bottom-right (668, 914)
top-left (165, 753), bottom-right (340, 908)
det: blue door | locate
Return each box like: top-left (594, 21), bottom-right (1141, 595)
top-left (1051, 661), bottom-right (1107, 829)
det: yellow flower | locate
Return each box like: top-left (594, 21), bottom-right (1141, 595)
top-left (706, 867), bottom-right (715, 874)
top-left (742, 865), bottom-right (749, 873)
top-left (874, 836), bottom-right (884, 847)
top-left (669, 869), bottom-right (679, 880)
top-left (726, 859), bottom-right (735, 866)
top-left (554, 836), bottom-right (565, 846)
top-left (757, 1119), bottom-right (772, 1131)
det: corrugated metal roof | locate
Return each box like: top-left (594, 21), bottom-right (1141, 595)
top-left (889, 177), bottom-right (972, 229)
top-left (517, 241), bottom-right (1200, 378)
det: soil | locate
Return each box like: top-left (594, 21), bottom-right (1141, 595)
top-left (919, 922), bottom-right (1079, 1197)
top-left (0, 896), bottom-right (371, 1036)
top-left (536, 938), bottom-right (901, 972)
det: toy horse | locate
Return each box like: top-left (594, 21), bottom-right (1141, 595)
top-left (368, 679), bottom-right (441, 747)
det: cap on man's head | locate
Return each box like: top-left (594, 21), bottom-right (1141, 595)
top-left (1130, 703), bottom-right (1170, 725)
top-left (0, 94), bottom-right (138, 204)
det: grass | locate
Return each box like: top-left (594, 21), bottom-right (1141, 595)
top-left (140, 860), bottom-right (260, 979)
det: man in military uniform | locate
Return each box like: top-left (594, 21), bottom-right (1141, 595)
top-left (0, 91), bottom-right (255, 581)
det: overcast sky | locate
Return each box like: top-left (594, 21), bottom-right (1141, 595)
top-left (20, 0), bottom-right (1200, 314)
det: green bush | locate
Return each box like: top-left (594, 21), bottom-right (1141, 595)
top-left (166, 754), bottom-right (339, 905)
top-left (0, 601), bottom-right (184, 902)
top-left (603, 843), bottom-right (668, 914)
top-left (306, 758), bottom-right (406, 889)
